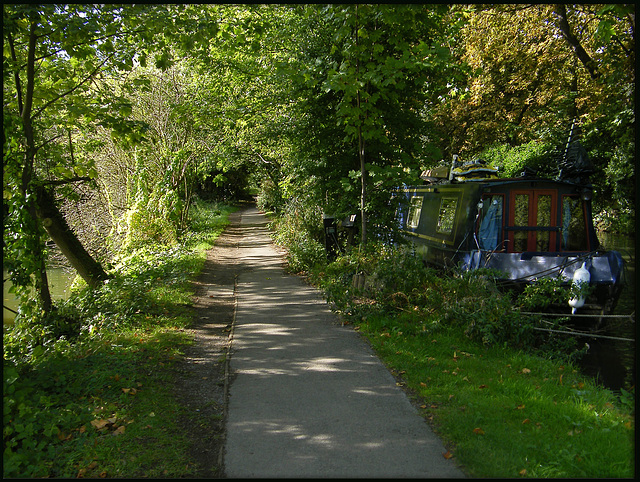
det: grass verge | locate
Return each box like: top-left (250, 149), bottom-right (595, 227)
top-left (357, 313), bottom-right (634, 477)
top-left (3, 200), bottom-right (236, 478)
top-left (274, 228), bottom-right (635, 478)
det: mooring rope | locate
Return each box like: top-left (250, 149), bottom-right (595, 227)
top-left (519, 311), bottom-right (635, 320)
top-left (530, 326), bottom-right (635, 343)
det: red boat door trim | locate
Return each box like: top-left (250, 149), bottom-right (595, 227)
top-left (507, 189), bottom-right (558, 253)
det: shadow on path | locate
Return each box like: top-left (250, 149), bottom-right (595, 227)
top-left (224, 206), bottom-right (465, 478)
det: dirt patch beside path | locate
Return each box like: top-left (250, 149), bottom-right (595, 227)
top-left (173, 209), bottom-right (244, 478)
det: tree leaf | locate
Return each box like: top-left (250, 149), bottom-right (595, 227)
top-left (91, 419), bottom-right (109, 430)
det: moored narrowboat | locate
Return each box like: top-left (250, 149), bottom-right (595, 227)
top-left (396, 158), bottom-right (626, 316)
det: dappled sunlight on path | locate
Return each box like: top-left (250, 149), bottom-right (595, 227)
top-left (224, 206), bottom-right (464, 478)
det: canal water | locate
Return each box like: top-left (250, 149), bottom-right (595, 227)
top-left (577, 232), bottom-right (636, 392)
top-left (3, 268), bottom-right (77, 326)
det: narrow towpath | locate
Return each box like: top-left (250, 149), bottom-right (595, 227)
top-left (224, 206), bottom-right (464, 478)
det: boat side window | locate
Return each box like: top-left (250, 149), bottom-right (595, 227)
top-left (478, 195), bottom-right (503, 250)
top-left (535, 194), bottom-right (552, 251)
top-left (513, 194), bottom-right (530, 252)
top-left (508, 190), bottom-right (558, 252)
top-left (562, 195), bottom-right (588, 251)
top-left (437, 197), bottom-right (458, 234)
top-left (407, 196), bottom-right (423, 229)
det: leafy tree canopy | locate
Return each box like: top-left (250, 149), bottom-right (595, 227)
top-left (3, 3), bottom-right (634, 322)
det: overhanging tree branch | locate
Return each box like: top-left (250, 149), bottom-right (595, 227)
top-left (553, 4), bottom-right (600, 80)
top-left (40, 176), bottom-right (93, 187)
top-left (8, 33), bottom-right (24, 114)
top-left (31, 52), bottom-right (115, 121)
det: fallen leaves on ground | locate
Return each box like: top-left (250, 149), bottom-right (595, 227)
top-left (90, 419), bottom-right (109, 430)
top-left (90, 416), bottom-right (128, 435)
top-left (77, 461), bottom-right (100, 478)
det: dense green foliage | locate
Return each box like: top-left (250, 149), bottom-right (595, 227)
top-left (439, 4), bottom-right (635, 235)
top-left (304, 244), bottom-right (581, 357)
top-left (3, 201), bottom-right (234, 477)
top-left (4, 3), bottom-right (634, 321)
top-left (2, 4), bottom-right (635, 477)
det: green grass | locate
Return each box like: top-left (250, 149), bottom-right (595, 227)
top-left (354, 312), bottom-right (635, 478)
top-left (3, 200), bottom-right (236, 478)
top-left (4, 318), bottom-right (199, 477)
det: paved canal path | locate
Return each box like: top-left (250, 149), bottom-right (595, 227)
top-left (224, 206), bottom-right (465, 478)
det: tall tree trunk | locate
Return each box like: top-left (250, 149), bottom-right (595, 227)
top-left (19, 20), bottom-right (53, 311)
top-left (20, 19), bottom-right (108, 292)
top-left (358, 121), bottom-right (367, 245)
top-left (356, 4), bottom-right (367, 245)
top-left (35, 185), bottom-right (110, 288)
top-left (27, 200), bottom-right (53, 313)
